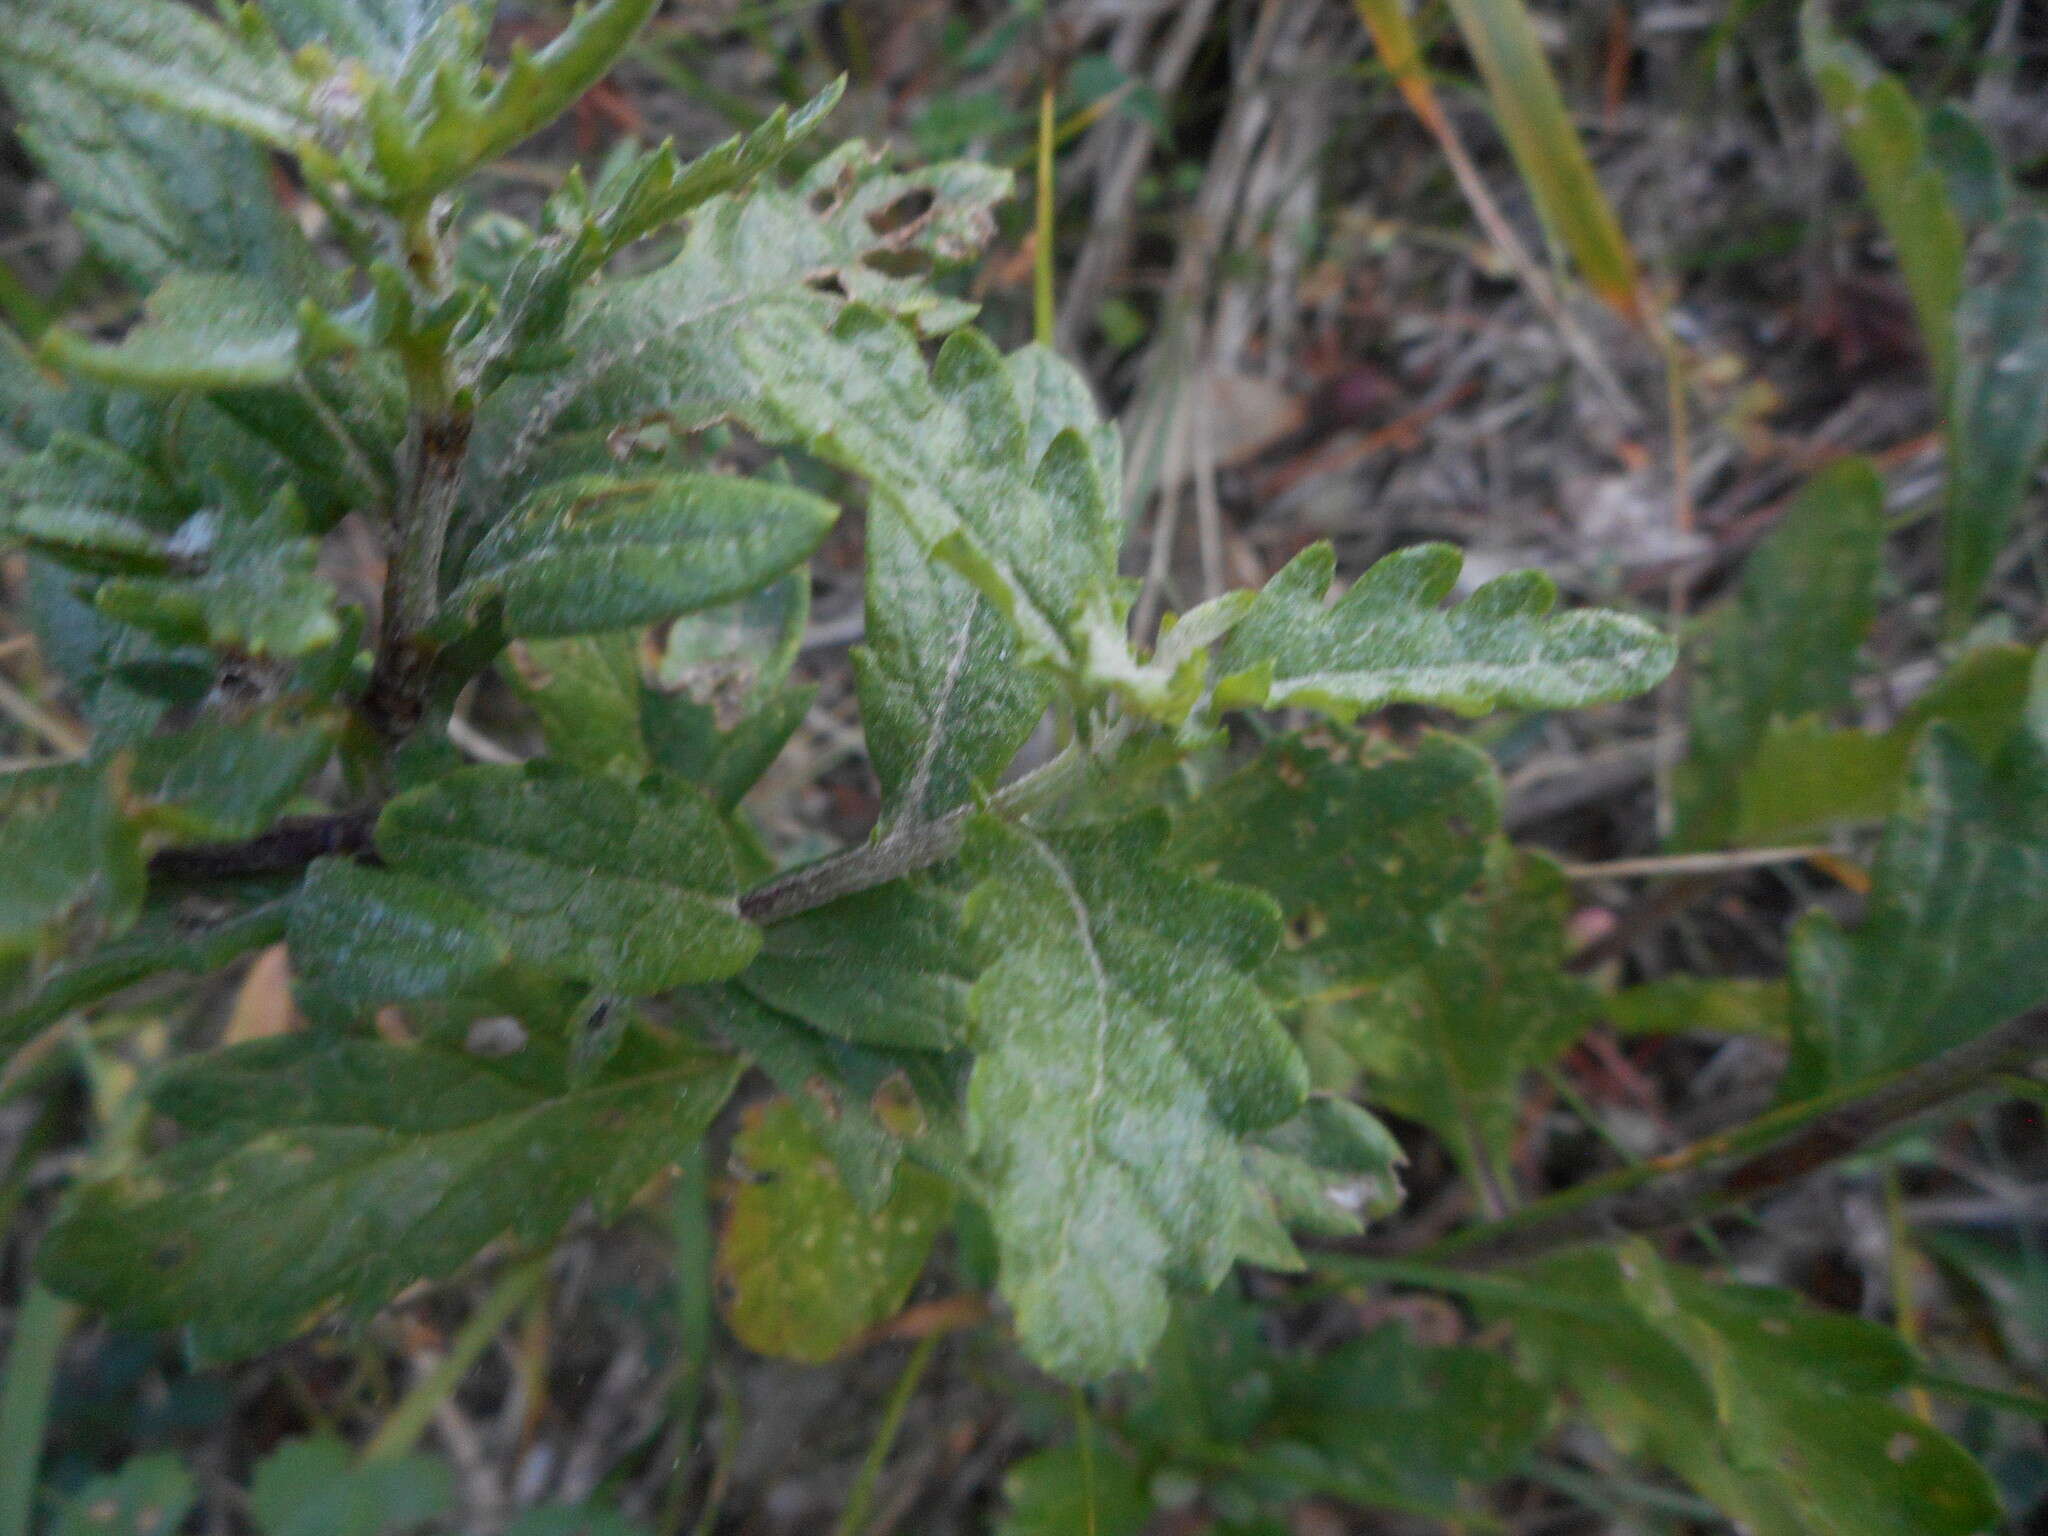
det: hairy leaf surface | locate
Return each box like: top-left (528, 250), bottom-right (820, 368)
top-left (961, 813), bottom-right (1307, 1380)
top-left (41, 1032), bottom-right (740, 1359)
top-left (1218, 542), bottom-right (1675, 723)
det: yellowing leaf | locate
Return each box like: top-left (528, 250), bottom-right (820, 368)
top-left (718, 1097), bottom-right (951, 1363)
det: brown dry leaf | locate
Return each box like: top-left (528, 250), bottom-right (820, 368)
top-left (222, 944), bottom-right (299, 1044)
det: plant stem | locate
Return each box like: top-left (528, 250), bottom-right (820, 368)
top-left (365, 406), bottom-right (472, 738)
top-left (0, 1284), bottom-right (80, 1536)
top-left (831, 1332), bottom-right (938, 1536)
top-left (1415, 1009), bottom-right (2048, 1270)
top-left (361, 1256), bottom-right (548, 1465)
top-left (1034, 75), bottom-right (1058, 349)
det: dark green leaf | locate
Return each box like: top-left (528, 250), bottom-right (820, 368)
top-left (133, 714), bottom-right (333, 842)
top-left (1170, 731), bottom-right (1500, 992)
top-left (1785, 720), bottom-right (2048, 1097)
top-left (1674, 458), bottom-right (1885, 848)
top-left (376, 765), bottom-right (759, 994)
top-left (455, 473), bottom-right (835, 639)
top-left (287, 860), bottom-right (511, 1023)
top-left (1315, 843), bottom-right (1595, 1188)
top-left (50, 1455), bottom-right (195, 1536)
top-left (40, 1032), bottom-right (741, 1359)
top-left (741, 879), bottom-right (974, 1052)
top-left (248, 1437), bottom-right (451, 1536)
top-left (1498, 1246), bottom-right (2001, 1536)
top-left (1946, 212), bottom-right (2048, 627)
top-left (717, 1096), bottom-right (951, 1362)
top-left (1925, 102), bottom-right (2007, 228)
top-left (998, 1429), bottom-right (1150, 1536)
top-left (503, 631), bottom-right (651, 777)
top-left (962, 813), bottom-right (1306, 1379)
top-left (1218, 541), bottom-right (1675, 723)
top-left (0, 770), bottom-right (144, 955)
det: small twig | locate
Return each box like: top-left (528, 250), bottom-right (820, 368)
top-left (1416, 1009), bottom-right (2048, 1271)
top-left (1561, 845), bottom-right (1828, 881)
top-left (147, 810), bottom-right (380, 885)
top-left (0, 672), bottom-right (87, 757)
top-left (832, 1334), bottom-right (940, 1536)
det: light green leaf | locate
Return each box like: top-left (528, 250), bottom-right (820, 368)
top-left (503, 631), bottom-right (651, 777)
top-left (467, 142), bottom-right (1009, 517)
top-left (1497, 1246), bottom-right (2001, 1536)
top-left (1243, 1097), bottom-right (1405, 1254)
top-left (1674, 458), bottom-right (1885, 848)
top-left (741, 879), bottom-right (974, 1052)
top-left (366, 0), bottom-right (658, 203)
top-left (581, 77), bottom-right (846, 261)
top-left (1784, 723), bottom-right (2048, 1097)
top-left (455, 473), bottom-right (835, 639)
top-left (742, 310), bottom-right (1120, 670)
top-left (1733, 641), bottom-right (2036, 843)
top-left (1946, 212), bottom-right (2048, 627)
top-left (1319, 844), bottom-right (1595, 1187)
top-left (717, 1096), bottom-right (952, 1362)
top-left (1605, 975), bottom-right (1791, 1039)
top-left (39, 1032), bottom-right (741, 1360)
top-left (1218, 541), bottom-right (1675, 724)
top-left (1170, 731), bottom-right (1500, 993)
top-left (961, 813), bottom-right (1307, 1380)
top-left (0, 0), bottom-right (314, 151)
top-left (97, 495), bottom-right (340, 659)
top-left (249, 1436), bottom-right (451, 1536)
top-left (287, 860), bottom-right (512, 1023)
top-left (376, 764), bottom-right (760, 994)
top-left (1806, 20), bottom-right (1965, 387)
top-left (42, 274), bottom-right (300, 392)
top-left (0, 433), bottom-right (185, 575)
top-left (51, 1455), bottom-right (196, 1536)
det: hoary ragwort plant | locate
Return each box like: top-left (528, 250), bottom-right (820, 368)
top-left (1, 2), bottom-right (2041, 1531)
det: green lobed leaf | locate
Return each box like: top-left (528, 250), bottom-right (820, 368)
top-left (1241, 1097), bottom-right (1405, 1261)
top-left (465, 142), bottom-right (1010, 524)
top-left (248, 1436), bottom-right (452, 1536)
top-left (961, 813), bottom-right (1307, 1380)
top-left (51, 1455), bottom-right (196, 1536)
top-left (1170, 731), bottom-right (1501, 994)
top-left (1317, 843), bottom-right (1596, 1188)
top-left (366, 0), bottom-right (658, 203)
top-left (1605, 975), bottom-right (1791, 1039)
top-left (0, 432), bottom-right (187, 576)
top-left (740, 879), bottom-right (975, 1052)
top-left (1496, 1245), bottom-right (2001, 1536)
top-left (741, 311), bottom-right (1120, 670)
top-left (716, 1096), bottom-right (952, 1363)
top-left (375, 764), bottom-right (760, 995)
top-left (454, 473), bottom-right (836, 640)
top-left (1217, 541), bottom-right (1675, 724)
top-left (39, 1032), bottom-right (741, 1360)
top-left (256, 0), bottom-right (458, 72)
top-left (1946, 212), bottom-right (2048, 628)
top-left (41, 274), bottom-right (302, 393)
top-left (1674, 458), bottom-right (1886, 848)
top-left (287, 860), bottom-right (512, 1024)
top-left (1784, 718), bottom-right (2048, 1098)
top-left (0, 0), bottom-right (315, 152)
